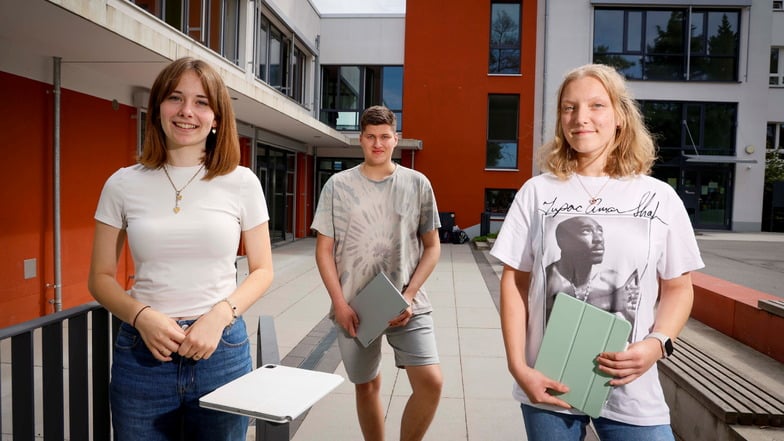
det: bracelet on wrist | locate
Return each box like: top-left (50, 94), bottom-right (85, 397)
top-left (217, 297), bottom-right (238, 325)
top-left (132, 305), bottom-right (151, 328)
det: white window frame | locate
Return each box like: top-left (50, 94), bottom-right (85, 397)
top-left (772, 47), bottom-right (784, 87)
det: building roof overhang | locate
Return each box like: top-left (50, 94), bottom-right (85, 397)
top-left (683, 155), bottom-right (758, 164)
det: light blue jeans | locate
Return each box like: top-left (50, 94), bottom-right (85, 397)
top-left (110, 318), bottom-right (252, 441)
top-left (521, 404), bottom-right (675, 441)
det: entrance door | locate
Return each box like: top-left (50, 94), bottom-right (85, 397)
top-left (257, 145), bottom-right (295, 243)
top-left (654, 164), bottom-right (733, 230)
top-left (682, 166), bottom-right (732, 230)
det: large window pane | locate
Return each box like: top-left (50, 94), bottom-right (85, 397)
top-left (594, 8), bottom-right (738, 82)
top-left (594, 10), bottom-right (623, 53)
top-left (702, 104), bottom-right (735, 154)
top-left (489, 1), bottom-right (521, 74)
top-left (487, 95), bottom-right (519, 169)
top-left (771, 48), bottom-right (781, 86)
top-left (767, 123), bottom-right (777, 150)
top-left (382, 66), bottom-right (403, 130)
top-left (485, 189), bottom-right (517, 214)
top-left (187, 0), bottom-right (206, 43)
top-left (706, 12), bottom-right (738, 56)
top-left (382, 67), bottom-right (403, 111)
top-left (339, 67), bottom-right (361, 110)
top-left (221, 0), bottom-right (240, 65)
top-left (642, 100), bottom-right (736, 159)
top-left (268, 29), bottom-right (282, 88)
top-left (256, 16), bottom-right (268, 81)
top-left (627, 11), bottom-right (642, 52)
top-left (320, 65), bottom-right (404, 131)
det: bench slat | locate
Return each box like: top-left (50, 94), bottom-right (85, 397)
top-left (659, 337), bottom-right (784, 427)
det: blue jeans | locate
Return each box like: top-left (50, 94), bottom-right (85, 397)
top-left (110, 318), bottom-right (252, 441)
top-left (521, 404), bottom-right (675, 441)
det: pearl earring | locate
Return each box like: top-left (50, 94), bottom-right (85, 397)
top-left (211, 128), bottom-right (217, 135)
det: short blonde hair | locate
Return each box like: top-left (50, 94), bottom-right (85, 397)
top-left (537, 64), bottom-right (656, 179)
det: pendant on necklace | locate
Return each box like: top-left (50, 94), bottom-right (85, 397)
top-left (162, 164), bottom-right (204, 215)
top-left (173, 191), bottom-right (183, 214)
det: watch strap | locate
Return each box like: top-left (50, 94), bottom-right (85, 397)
top-left (645, 332), bottom-right (673, 359)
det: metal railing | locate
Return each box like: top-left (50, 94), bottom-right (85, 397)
top-left (0, 301), bottom-right (114, 441)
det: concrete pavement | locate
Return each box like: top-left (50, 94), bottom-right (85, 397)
top-left (693, 231), bottom-right (784, 298)
top-left (243, 238), bottom-right (522, 441)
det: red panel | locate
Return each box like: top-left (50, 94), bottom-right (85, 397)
top-left (403, 1), bottom-right (538, 228)
top-left (0, 71), bottom-right (136, 327)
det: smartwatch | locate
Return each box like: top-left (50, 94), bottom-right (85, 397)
top-left (645, 332), bottom-right (674, 359)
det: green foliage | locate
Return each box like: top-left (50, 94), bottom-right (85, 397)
top-left (766, 150), bottom-right (784, 185)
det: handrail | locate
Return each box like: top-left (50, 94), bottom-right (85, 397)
top-left (0, 301), bottom-right (114, 441)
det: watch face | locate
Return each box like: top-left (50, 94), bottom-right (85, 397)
top-left (664, 339), bottom-right (674, 356)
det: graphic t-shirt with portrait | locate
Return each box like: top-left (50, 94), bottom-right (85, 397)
top-left (490, 173), bottom-right (704, 426)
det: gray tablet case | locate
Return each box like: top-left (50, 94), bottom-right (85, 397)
top-left (534, 292), bottom-right (632, 418)
top-left (199, 364), bottom-right (344, 423)
top-left (349, 272), bottom-right (409, 347)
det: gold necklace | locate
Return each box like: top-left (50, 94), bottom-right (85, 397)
top-left (574, 174), bottom-right (611, 206)
top-left (162, 164), bottom-right (204, 214)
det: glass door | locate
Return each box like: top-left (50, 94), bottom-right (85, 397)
top-left (257, 145), bottom-right (295, 243)
top-left (682, 165), bottom-right (733, 230)
top-left (654, 164), bottom-right (733, 230)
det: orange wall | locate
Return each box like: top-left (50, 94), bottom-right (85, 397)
top-left (0, 71), bottom-right (137, 327)
top-left (404, 1), bottom-right (538, 228)
top-left (296, 152), bottom-right (314, 238)
top-left (691, 272), bottom-right (784, 363)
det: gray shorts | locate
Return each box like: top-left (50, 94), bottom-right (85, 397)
top-left (335, 313), bottom-right (440, 384)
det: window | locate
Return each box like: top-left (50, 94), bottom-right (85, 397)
top-left (768, 123), bottom-right (784, 150)
top-left (382, 66), bottom-right (404, 130)
top-left (775, 1), bottom-right (783, 11)
top-left (320, 66), bottom-right (403, 131)
top-left (486, 94), bottom-right (519, 169)
top-left (640, 100), bottom-right (737, 163)
top-left (485, 189), bottom-right (517, 214)
top-left (215, 0), bottom-right (240, 65)
top-left (130, 0), bottom-right (241, 66)
top-left (771, 48), bottom-right (784, 86)
top-left (489, 0), bottom-right (521, 74)
top-left (254, 9), bottom-right (310, 104)
top-left (594, 8), bottom-right (740, 81)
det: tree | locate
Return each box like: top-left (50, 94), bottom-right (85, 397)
top-left (766, 150), bottom-right (784, 185)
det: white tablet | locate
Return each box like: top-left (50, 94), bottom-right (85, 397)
top-left (199, 364), bottom-right (344, 423)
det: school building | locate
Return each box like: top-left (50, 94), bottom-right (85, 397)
top-left (1, 0), bottom-right (781, 326)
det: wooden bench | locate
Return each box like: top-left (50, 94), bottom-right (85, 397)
top-left (659, 335), bottom-right (784, 429)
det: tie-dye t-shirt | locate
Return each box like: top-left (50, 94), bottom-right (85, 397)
top-left (311, 164), bottom-right (440, 315)
top-left (490, 172), bottom-right (704, 426)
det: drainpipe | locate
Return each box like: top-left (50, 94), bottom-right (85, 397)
top-left (52, 56), bottom-right (63, 312)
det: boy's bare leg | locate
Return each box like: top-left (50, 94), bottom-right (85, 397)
top-left (400, 364), bottom-right (443, 441)
top-left (356, 374), bottom-right (385, 441)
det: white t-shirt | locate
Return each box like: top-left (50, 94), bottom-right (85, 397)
top-left (310, 164), bottom-right (440, 315)
top-left (95, 164), bottom-right (269, 318)
top-left (490, 173), bottom-right (704, 426)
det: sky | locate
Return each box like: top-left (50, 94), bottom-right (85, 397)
top-left (310, 0), bottom-right (405, 14)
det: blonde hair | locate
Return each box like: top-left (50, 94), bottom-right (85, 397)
top-left (139, 57), bottom-right (240, 179)
top-left (537, 63), bottom-right (656, 179)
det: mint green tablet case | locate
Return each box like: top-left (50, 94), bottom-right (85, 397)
top-left (534, 292), bottom-right (632, 418)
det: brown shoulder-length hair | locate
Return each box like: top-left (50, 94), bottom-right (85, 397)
top-left (138, 57), bottom-right (239, 179)
top-left (537, 63), bottom-right (656, 179)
